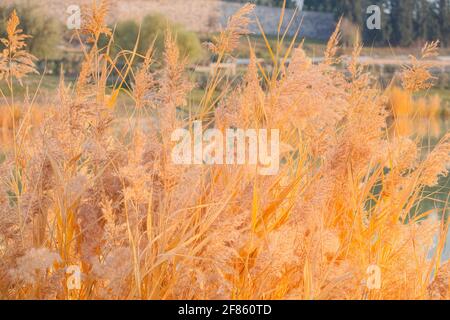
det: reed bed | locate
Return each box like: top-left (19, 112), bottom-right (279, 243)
top-left (0, 1), bottom-right (449, 300)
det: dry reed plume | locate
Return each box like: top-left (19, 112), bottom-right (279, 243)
top-left (0, 2), bottom-right (449, 300)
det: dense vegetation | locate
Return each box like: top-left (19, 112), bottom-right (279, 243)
top-left (109, 14), bottom-right (203, 62)
top-left (0, 3), bottom-right (62, 59)
top-left (224, 0), bottom-right (297, 8)
top-left (1, 2), bottom-right (449, 300)
top-left (304, 0), bottom-right (450, 47)
top-left (224, 0), bottom-right (450, 47)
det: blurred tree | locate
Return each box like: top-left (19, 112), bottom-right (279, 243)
top-left (342, 0), bottom-right (363, 26)
top-left (0, 4), bottom-right (62, 60)
top-left (304, 0), bottom-right (337, 12)
top-left (363, 0), bottom-right (392, 45)
top-left (110, 14), bottom-right (203, 63)
top-left (223, 0), bottom-right (296, 8)
top-left (415, 0), bottom-right (430, 41)
top-left (439, 0), bottom-right (450, 46)
top-left (425, 1), bottom-right (442, 42)
top-left (391, 0), bottom-right (414, 46)
top-left (304, 0), bottom-right (447, 47)
top-left (113, 20), bottom-right (141, 53)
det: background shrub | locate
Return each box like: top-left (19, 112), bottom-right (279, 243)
top-left (112, 14), bottom-right (203, 63)
top-left (0, 3), bottom-right (62, 60)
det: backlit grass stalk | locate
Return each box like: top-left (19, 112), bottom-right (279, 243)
top-left (0, 2), bottom-right (449, 300)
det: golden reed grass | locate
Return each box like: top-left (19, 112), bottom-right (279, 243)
top-left (0, 1), bottom-right (449, 300)
top-left (388, 87), bottom-right (444, 138)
